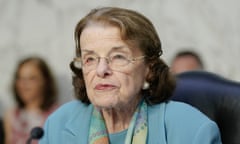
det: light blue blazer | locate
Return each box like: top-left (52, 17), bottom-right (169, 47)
top-left (40, 100), bottom-right (222, 144)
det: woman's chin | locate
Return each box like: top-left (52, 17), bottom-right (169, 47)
top-left (93, 99), bottom-right (120, 110)
top-left (94, 103), bottom-right (115, 110)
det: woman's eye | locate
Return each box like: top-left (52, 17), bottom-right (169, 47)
top-left (112, 54), bottom-right (127, 60)
top-left (84, 56), bottom-right (96, 64)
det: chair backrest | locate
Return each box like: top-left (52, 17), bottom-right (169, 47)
top-left (171, 71), bottom-right (240, 144)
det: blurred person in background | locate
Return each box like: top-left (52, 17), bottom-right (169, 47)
top-left (171, 50), bottom-right (204, 74)
top-left (3, 57), bottom-right (58, 144)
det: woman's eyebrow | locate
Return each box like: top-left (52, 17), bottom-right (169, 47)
top-left (112, 46), bottom-right (124, 50)
top-left (81, 49), bottom-right (95, 54)
top-left (81, 46), bottom-right (129, 55)
top-left (109, 46), bottom-right (129, 52)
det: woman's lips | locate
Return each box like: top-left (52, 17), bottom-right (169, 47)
top-left (94, 84), bottom-right (117, 90)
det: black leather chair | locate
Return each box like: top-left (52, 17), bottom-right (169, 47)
top-left (171, 71), bottom-right (240, 144)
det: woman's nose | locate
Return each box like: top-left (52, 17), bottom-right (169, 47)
top-left (96, 58), bottom-right (112, 77)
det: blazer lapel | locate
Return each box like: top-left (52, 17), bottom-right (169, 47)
top-left (148, 103), bottom-right (167, 144)
top-left (61, 103), bottom-right (93, 144)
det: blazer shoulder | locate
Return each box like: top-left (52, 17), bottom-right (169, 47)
top-left (48, 100), bottom-right (89, 121)
top-left (165, 101), bottom-right (210, 123)
top-left (40, 100), bottom-right (92, 144)
top-left (164, 101), bottom-right (221, 143)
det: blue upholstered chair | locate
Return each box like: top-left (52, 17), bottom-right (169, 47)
top-left (171, 71), bottom-right (240, 144)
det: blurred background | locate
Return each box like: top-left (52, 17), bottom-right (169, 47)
top-left (0, 0), bottom-right (240, 115)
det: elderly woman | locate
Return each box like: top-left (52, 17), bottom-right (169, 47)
top-left (40, 7), bottom-right (221, 144)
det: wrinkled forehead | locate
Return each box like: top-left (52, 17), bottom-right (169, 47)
top-left (80, 24), bottom-right (143, 56)
top-left (80, 24), bottom-right (121, 44)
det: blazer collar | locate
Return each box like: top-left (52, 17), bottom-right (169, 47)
top-left (62, 102), bottom-right (93, 144)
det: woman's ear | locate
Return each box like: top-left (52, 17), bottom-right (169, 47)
top-left (141, 63), bottom-right (150, 90)
top-left (144, 65), bottom-right (150, 78)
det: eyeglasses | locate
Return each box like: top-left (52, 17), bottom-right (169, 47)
top-left (73, 54), bottom-right (145, 73)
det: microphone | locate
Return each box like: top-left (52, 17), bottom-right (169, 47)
top-left (26, 127), bottom-right (44, 144)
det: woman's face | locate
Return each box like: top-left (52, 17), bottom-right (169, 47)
top-left (16, 62), bottom-right (45, 104)
top-left (80, 25), bottom-right (149, 109)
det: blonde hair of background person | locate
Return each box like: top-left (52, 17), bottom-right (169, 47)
top-left (40, 7), bottom-right (221, 144)
top-left (4, 57), bottom-right (58, 144)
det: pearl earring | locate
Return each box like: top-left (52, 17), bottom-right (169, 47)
top-left (142, 81), bottom-right (150, 90)
top-left (73, 57), bottom-right (82, 69)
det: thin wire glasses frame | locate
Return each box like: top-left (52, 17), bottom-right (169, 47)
top-left (73, 55), bottom-right (146, 72)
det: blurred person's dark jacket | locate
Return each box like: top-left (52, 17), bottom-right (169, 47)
top-left (0, 119), bottom-right (4, 144)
